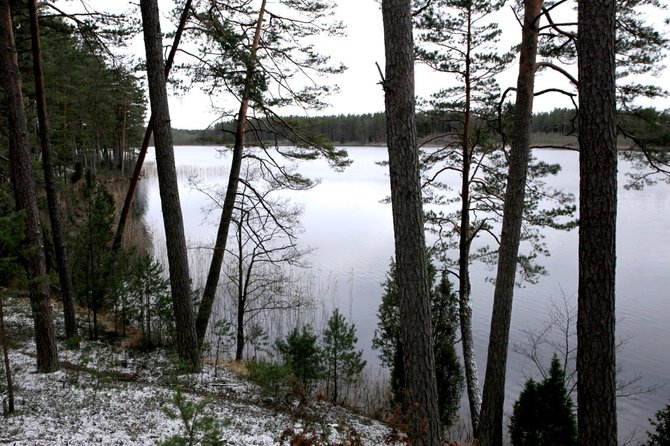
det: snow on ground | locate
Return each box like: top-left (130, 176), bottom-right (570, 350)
top-left (0, 297), bottom-right (396, 445)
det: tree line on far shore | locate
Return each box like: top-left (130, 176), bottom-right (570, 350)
top-left (172, 107), bottom-right (670, 147)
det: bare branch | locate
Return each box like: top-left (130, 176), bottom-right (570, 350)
top-left (536, 62), bottom-right (578, 87)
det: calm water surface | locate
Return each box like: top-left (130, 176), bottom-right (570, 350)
top-left (139, 145), bottom-right (670, 440)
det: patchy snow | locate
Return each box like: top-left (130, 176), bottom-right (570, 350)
top-left (0, 298), bottom-right (397, 445)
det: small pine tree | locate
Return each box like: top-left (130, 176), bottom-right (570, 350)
top-left (510, 378), bottom-right (543, 446)
top-left (372, 261), bottom-right (404, 404)
top-left (510, 354), bottom-right (577, 446)
top-left (322, 308), bottom-right (366, 404)
top-left (245, 323), bottom-right (269, 360)
top-left (647, 404), bottom-right (670, 446)
top-left (161, 386), bottom-right (225, 446)
top-left (372, 259), bottom-right (463, 426)
top-left (431, 269), bottom-right (463, 426)
top-left (127, 254), bottom-right (171, 346)
top-left (212, 319), bottom-right (234, 378)
top-left (69, 180), bottom-right (123, 339)
top-left (276, 326), bottom-right (323, 393)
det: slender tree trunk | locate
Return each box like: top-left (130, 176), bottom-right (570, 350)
top-left (196, 0), bottom-right (267, 345)
top-left (112, 0), bottom-right (193, 252)
top-left (140, 0), bottom-right (199, 370)
top-left (458, 8), bottom-right (482, 434)
top-left (234, 216), bottom-right (246, 360)
top-left (381, 0), bottom-right (441, 443)
top-left (120, 99), bottom-right (127, 173)
top-left (458, 243), bottom-right (481, 435)
top-left (0, 0), bottom-right (59, 372)
top-left (28, 0), bottom-right (78, 341)
top-left (577, 0), bottom-right (618, 444)
top-left (146, 292), bottom-right (152, 345)
top-left (235, 300), bottom-right (245, 361)
top-left (478, 2), bottom-right (542, 444)
top-left (93, 304), bottom-right (98, 339)
top-left (0, 292), bottom-right (14, 415)
top-left (333, 355), bottom-right (338, 404)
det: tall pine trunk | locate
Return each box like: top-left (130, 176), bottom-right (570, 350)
top-left (457, 9), bottom-right (482, 433)
top-left (381, 0), bottom-right (441, 443)
top-left (0, 0), bottom-right (59, 372)
top-left (140, 0), bottom-right (199, 370)
top-left (478, 1), bottom-right (542, 444)
top-left (577, 0), bottom-right (618, 444)
top-left (28, 0), bottom-right (78, 341)
top-left (196, 0), bottom-right (267, 345)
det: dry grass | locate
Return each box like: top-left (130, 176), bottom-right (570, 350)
top-left (224, 360), bottom-right (251, 377)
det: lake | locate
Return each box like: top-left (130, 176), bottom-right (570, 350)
top-left (138, 145), bottom-right (670, 440)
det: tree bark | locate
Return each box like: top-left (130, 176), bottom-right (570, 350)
top-left (140, 0), bottom-right (199, 370)
top-left (576, 0), bottom-right (618, 444)
top-left (112, 0), bottom-right (192, 252)
top-left (478, 2), bottom-right (542, 444)
top-left (381, 0), bottom-right (441, 443)
top-left (28, 0), bottom-right (78, 341)
top-left (195, 0), bottom-right (267, 346)
top-left (0, 0), bottom-right (59, 373)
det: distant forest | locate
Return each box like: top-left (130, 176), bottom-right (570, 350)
top-left (172, 107), bottom-right (670, 147)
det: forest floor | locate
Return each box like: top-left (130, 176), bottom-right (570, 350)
top-left (0, 295), bottom-right (401, 445)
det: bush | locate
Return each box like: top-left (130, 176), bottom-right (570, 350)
top-left (510, 354), bottom-right (577, 446)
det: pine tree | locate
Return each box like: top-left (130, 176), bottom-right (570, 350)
top-left (382, 0), bottom-right (441, 441)
top-left (190, 0), bottom-right (350, 346)
top-left (69, 178), bottom-right (118, 339)
top-left (127, 254), bottom-right (170, 346)
top-left (509, 354), bottom-right (577, 446)
top-left (373, 259), bottom-right (463, 427)
top-left (140, 0), bottom-right (199, 370)
top-left (479, 1), bottom-right (544, 442)
top-left (0, 0), bottom-right (58, 372)
top-left (431, 270), bottom-right (465, 427)
top-left (321, 309), bottom-right (366, 404)
top-left (276, 326), bottom-right (323, 393)
top-left (577, 0), bottom-right (618, 443)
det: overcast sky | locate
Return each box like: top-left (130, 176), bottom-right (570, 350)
top-left (87, 0), bottom-right (669, 130)
top-left (164, 0), bottom-right (391, 129)
top-left (151, 0), bottom-right (582, 129)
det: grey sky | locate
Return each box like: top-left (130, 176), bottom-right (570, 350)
top-left (84, 0), bottom-right (669, 129)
